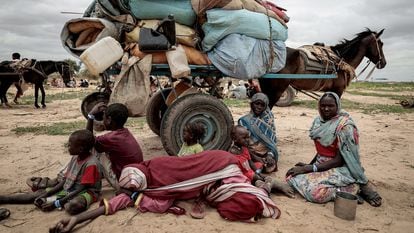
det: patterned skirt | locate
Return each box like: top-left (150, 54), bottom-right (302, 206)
top-left (287, 156), bottom-right (359, 203)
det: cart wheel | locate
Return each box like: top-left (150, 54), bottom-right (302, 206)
top-left (146, 88), bottom-right (172, 136)
top-left (160, 93), bottom-right (234, 155)
top-left (275, 85), bottom-right (296, 107)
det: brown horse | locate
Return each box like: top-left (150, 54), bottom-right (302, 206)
top-left (259, 28), bottom-right (387, 108)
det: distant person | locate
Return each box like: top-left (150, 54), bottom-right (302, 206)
top-left (11, 52), bottom-right (24, 103)
top-left (11, 52), bottom-right (20, 62)
top-left (231, 80), bottom-right (247, 99)
top-left (67, 78), bottom-right (76, 88)
top-left (79, 79), bottom-right (89, 88)
top-left (224, 80), bottom-right (236, 98)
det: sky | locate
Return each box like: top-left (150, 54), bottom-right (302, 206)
top-left (1, 0), bottom-right (413, 81)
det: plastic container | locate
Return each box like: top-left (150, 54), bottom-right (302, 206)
top-left (80, 37), bottom-right (123, 76)
top-left (334, 191), bottom-right (358, 220)
top-left (166, 45), bottom-right (190, 79)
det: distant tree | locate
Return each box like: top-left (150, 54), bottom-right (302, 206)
top-left (63, 59), bottom-right (80, 75)
top-left (78, 68), bottom-right (100, 80)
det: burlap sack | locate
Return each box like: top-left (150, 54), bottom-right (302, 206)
top-left (109, 54), bottom-right (152, 116)
top-left (67, 21), bottom-right (105, 33)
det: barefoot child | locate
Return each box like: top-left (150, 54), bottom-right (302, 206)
top-left (87, 103), bottom-right (144, 189)
top-left (229, 125), bottom-right (265, 184)
top-left (177, 122), bottom-right (205, 156)
top-left (229, 126), bottom-right (295, 197)
top-left (0, 130), bottom-right (102, 215)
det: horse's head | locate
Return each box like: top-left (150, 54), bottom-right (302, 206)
top-left (34, 61), bottom-right (72, 86)
top-left (59, 62), bottom-right (72, 86)
top-left (364, 29), bottom-right (387, 69)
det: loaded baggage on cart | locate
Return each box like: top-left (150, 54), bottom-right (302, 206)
top-left (61, 0), bottom-right (336, 155)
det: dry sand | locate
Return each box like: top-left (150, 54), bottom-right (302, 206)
top-left (0, 87), bottom-right (413, 233)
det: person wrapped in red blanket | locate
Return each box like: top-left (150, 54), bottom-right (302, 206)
top-left (50, 150), bottom-right (280, 232)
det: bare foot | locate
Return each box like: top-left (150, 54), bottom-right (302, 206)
top-left (255, 180), bottom-right (271, 194)
top-left (267, 178), bottom-right (295, 198)
top-left (359, 182), bottom-right (382, 207)
top-left (190, 200), bottom-right (206, 219)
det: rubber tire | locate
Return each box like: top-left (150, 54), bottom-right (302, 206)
top-left (145, 88), bottom-right (172, 136)
top-left (275, 85), bottom-right (296, 107)
top-left (81, 92), bottom-right (110, 120)
top-left (160, 93), bottom-right (234, 155)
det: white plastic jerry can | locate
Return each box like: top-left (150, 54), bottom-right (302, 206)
top-left (80, 37), bottom-right (123, 76)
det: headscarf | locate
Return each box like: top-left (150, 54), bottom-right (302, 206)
top-left (238, 93), bottom-right (278, 160)
top-left (309, 92), bottom-right (368, 184)
top-left (250, 92), bottom-right (269, 106)
top-left (319, 92), bottom-right (341, 115)
top-left (311, 92), bottom-right (344, 146)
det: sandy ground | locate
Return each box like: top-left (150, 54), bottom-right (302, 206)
top-left (0, 86), bottom-right (413, 233)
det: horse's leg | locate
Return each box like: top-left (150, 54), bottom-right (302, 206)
top-left (34, 84), bottom-right (40, 108)
top-left (259, 47), bottom-right (301, 108)
top-left (0, 84), bottom-right (5, 107)
top-left (259, 78), bottom-right (291, 109)
top-left (329, 72), bottom-right (347, 98)
top-left (39, 83), bottom-right (46, 108)
top-left (0, 82), bottom-right (13, 108)
top-left (14, 82), bottom-right (23, 104)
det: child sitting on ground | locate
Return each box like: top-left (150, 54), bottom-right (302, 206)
top-left (229, 126), bottom-right (266, 185)
top-left (177, 122), bottom-right (205, 156)
top-left (229, 126), bottom-right (295, 197)
top-left (87, 102), bottom-right (144, 189)
top-left (0, 130), bottom-right (102, 215)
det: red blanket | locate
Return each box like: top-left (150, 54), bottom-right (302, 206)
top-left (126, 150), bottom-right (238, 199)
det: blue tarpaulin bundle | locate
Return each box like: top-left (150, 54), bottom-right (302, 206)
top-left (208, 34), bottom-right (286, 79)
top-left (128, 0), bottom-right (196, 26)
top-left (202, 9), bottom-right (288, 52)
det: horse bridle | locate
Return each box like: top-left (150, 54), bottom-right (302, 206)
top-left (55, 62), bottom-right (71, 81)
top-left (371, 33), bottom-right (383, 67)
top-left (357, 33), bottom-right (383, 80)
